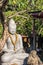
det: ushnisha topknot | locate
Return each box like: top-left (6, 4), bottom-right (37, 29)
top-left (9, 19), bottom-right (16, 27)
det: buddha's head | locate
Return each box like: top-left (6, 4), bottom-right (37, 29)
top-left (30, 50), bottom-right (37, 58)
top-left (8, 19), bottom-right (16, 35)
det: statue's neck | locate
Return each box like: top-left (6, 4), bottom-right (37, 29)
top-left (9, 31), bottom-right (16, 35)
top-left (9, 32), bottom-right (18, 47)
top-left (9, 32), bottom-right (17, 37)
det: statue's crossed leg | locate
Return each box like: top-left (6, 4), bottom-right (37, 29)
top-left (1, 53), bottom-right (29, 65)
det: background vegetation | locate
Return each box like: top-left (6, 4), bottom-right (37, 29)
top-left (0, 0), bottom-right (43, 38)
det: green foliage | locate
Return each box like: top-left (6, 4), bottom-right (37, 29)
top-left (0, 23), bottom-right (3, 38)
top-left (0, 0), bottom-right (43, 37)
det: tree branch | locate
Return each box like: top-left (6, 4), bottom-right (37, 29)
top-left (16, 15), bottom-right (27, 19)
top-left (8, 10), bottom-right (27, 19)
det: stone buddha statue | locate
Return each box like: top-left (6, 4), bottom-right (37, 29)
top-left (1, 19), bottom-right (29, 65)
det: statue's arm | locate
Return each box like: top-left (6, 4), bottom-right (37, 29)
top-left (27, 57), bottom-right (31, 64)
top-left (27, 56), bottom-right (33, 65)
top-left (2, 43), bottom-right (8, 52)
top-left (38, 56), bottom-right (42, 64)
top-left (15, 34), bottom-right (23, 53)
top-left (19, 35), bottom-right (23, 49)
top-left (1, 41), bottom-right (13, 53)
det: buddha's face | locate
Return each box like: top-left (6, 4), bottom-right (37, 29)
top-left (31, 50), bottom-right (37, 58)
top-left (8, 19), bottom-right (16, 35)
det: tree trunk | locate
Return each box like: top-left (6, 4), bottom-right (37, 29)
top-left (0, 10), bottom-right (5, 33)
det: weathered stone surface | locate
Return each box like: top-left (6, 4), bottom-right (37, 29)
top-left (27, 50), bottom-right (42, 65)
top-left (1, 19), bottom-right (29, 65)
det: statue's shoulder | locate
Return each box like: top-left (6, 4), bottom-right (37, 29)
top-left (17, 34), bottom-right (22, 38)
top-left (17, 34), bottom-right (21, 36)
